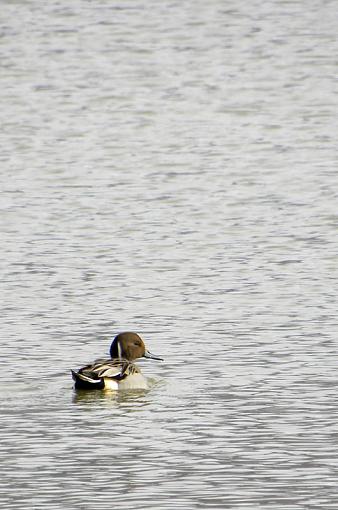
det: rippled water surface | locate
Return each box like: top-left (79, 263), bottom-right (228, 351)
top-left (1, 0), bottom-right (338, 508)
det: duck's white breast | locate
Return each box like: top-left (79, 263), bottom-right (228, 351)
top-left (116, 373), bottom-right (148, 391)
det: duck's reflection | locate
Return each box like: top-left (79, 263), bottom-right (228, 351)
top-left (71, 377), bottom-right (163, 408)
top-left (72, 387), bottom-right (148, 406)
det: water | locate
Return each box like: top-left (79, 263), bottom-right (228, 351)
top-left (1, 0), bottom-right (338, 508)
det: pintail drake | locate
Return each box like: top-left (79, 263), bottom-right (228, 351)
top-left (71, 332), bottom-right (163, 391)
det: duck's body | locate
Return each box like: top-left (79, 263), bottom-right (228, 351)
top-left (71, 332), bottom-right (162, 391)
top-left (72, 358), bottom-right (149, 391)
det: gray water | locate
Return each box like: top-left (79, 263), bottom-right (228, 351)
top-left (1, 0), bottom-right (338, 508)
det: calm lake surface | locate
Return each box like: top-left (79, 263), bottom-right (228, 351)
top-left (1, 0), bottom-right (338, 508)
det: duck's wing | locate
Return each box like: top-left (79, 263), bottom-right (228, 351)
top-left (72, 359), bottom-right (139, 390)
top-left (90, 359), bottom-right (130, 379)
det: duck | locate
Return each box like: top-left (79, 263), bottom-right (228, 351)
top-left (71, 332), bottom-right (163, 391)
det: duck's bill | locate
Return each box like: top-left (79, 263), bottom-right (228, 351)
top-left (143, 350), bottom-right (163, 361)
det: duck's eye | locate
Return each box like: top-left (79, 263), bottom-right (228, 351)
top-left (134, 341), bottom-right (141, 347)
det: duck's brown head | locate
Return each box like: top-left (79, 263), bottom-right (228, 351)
top-left (109, 332), bottom-right (163, 361)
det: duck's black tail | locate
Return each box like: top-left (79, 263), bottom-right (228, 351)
top-left (71, 370), bottom-right (105, 390)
